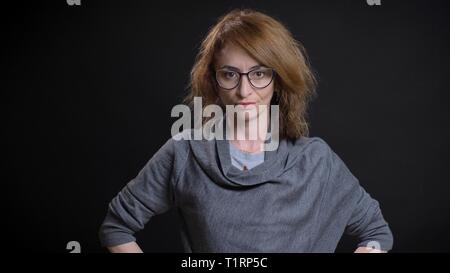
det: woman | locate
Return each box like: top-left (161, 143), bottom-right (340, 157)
top-left (99, 9), bottom-right (393, 253)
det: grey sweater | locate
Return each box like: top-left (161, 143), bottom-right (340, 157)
top-left (99, 132), bottom-right (393, 252)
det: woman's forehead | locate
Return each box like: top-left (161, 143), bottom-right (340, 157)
top-left (215, 43), bottom-right (259, 69)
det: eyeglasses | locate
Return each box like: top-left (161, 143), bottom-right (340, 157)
top-left (214, 67), bottom-right (275, 90)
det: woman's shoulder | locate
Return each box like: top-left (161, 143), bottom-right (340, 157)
top-left (285, 136), bottom-right (338, 169)
top-left (152, 130), bottom-right (193, 159)
top-left (290, 136), bottom-right (333, 157)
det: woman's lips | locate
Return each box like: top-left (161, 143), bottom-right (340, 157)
top-left (236, 102), bottom-right (256, 106)
top-left (236, 102), bottom-right (256, 108)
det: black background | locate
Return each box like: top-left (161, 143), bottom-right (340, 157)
top-left (1, 0), bottom-right (449, 253)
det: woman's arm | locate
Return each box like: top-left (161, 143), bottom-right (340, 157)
top-left (321, 140), bottom-right (394, 252)
top-left (98, 138), bottom-right (178, 251)
top-left (345, 187), bottom-right (393, 252)
top-left (107, 241), bottom-right (143, 253)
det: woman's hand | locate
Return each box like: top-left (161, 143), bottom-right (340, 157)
top-left (354, 246), bottom-right (386, 253)
top-left (107, 241), bottom-right (143, 253)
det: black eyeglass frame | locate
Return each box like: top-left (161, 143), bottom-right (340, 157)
top-left (214, 67), bottom-right (276, 90)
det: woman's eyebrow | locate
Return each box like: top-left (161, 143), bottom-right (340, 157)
top-left (219, 64), bottom-right (262, 71)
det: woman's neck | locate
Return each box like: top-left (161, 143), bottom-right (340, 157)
top-left (226, 112), bottom-right (269, 153)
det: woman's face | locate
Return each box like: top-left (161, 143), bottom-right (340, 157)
top-left (214, 43), bottom-right (275, 121)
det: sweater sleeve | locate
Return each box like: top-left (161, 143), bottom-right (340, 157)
top-left (326, 145), bottom-right (394, 251)
top-left (98, 138), bottom-right (176, 247)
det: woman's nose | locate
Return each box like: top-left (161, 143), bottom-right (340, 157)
top-left (238, 75), bottom-right (253, 98)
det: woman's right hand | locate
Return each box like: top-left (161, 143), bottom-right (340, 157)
top-left (107, 241), bottom-right (143, 253)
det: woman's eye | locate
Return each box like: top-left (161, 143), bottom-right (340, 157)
top-left (254, 71), bottom-right (265, 78)
top-left (225, 71), bottom-right (236, 79)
